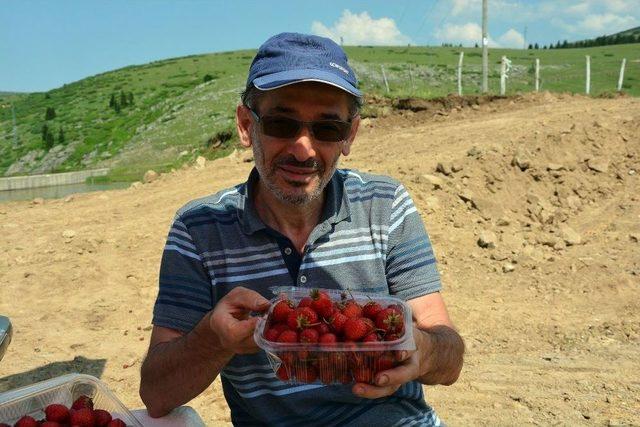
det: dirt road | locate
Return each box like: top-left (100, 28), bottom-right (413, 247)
top-left (1, 93), bottom-right (639, 426)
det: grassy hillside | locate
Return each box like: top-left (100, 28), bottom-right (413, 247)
top-left (1, 43), bottom-right (638, 180)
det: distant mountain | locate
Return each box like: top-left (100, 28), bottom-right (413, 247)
top-left (550, 26), bottom-right (639, 49)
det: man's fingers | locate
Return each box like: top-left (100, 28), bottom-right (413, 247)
top-left (224, 287), bottom-right (270, 311)
top-left (375, 362), bottom-right (418, 388)
top-left (352, 383), bottom-right (401, 399)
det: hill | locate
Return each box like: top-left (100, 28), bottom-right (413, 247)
top-left (1, 43), bottom-right (639, 179)
top-left (550, 26), bottom-right (640, 49)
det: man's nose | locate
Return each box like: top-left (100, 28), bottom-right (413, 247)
top-left (288, 124), bottom-right (317, 162)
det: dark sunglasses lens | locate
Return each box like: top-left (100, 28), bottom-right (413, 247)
top-left (261, 117), bottom-right (300, 138)
top-left (312, 121), bottom-right (351, 142)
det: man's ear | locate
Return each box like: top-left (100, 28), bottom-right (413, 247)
top-left (236, 105), bottom-right (253, 148)
top-left (342, 114), bottom-right (360, 156)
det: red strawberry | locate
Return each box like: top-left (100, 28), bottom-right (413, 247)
top-left (341, 301), bottom-right (362, 318)
top-left (276, 364), bottom-right (290, 381)
top-left (287, 307), bottom-right (319, 330)
top-left (295, 364), bottom-right (318, 383)
top-left (107, 420), bottom-right (126, 427)
top-left (375, 308), bottom-right (404, 334)
top-left (297, 296), bottom-right (313, 308)
top-left (362, 301), bottom-right (383, 320)
top-left (343, 317), bottom-right (370, 341)
top-left (309, 289), bottom-right (334, 318)
top-left (362, 332), bottom-right (380, 342)
top-left (264, 327), bottom-right (281, 341)
top-left (69, 408), bottom-right (95, 427)
top-left (299, 328), bottom-right (319, 343)
top-left (319, 332), bottom-right (338, 344)
top-left (352, 366), bottom-right (374, 384)
top-left (45, 404), bottom-right (70, 423)
top-left (375, 353), bottom-right (396, 372)
top-left (273, 323), bottom-right (290, 333)
top-left (314, 322), bottom-right (331, 335)
top-left (384, 333), bottom-right (400, 341)
top-left (41, 422), bottom-right (62, 427)
top-left (277, 329), bottom-right (298, 343)
top-left (327, 312), bottom-right (348, 334)
top-left (71, 395), bottom-right (94, 411)
top-left (14, 416), bottom-right (38, 427)
top-left (94, 409), bottom-right (112, 427)
top-left (272, 299), bottom-right (295, 323)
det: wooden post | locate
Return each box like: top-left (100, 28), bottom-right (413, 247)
top-left (381, 65), bottom-right (390, 93)
top-left (617, 58), bottom-right (627, 92)
top-left (482, 0), bottom-right (489, 93)
top-left (408, 64), bottom-right (415, 94)
top-left (457, 52), bottom-right (464, 96)
top-left (535, 58), bottom-right (540, 92)
top-left (585, 55), bottom-right (591, 95)
top-left (500, 56), bottom-right (507, 95)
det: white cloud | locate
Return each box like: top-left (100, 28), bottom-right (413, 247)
top-left (434, 22), bottom-right (499, 47)
top-left (601, 0), bottom-right (635, 13)
top-left (579, 13), bottom-right (637, 33)
top-left (497, 28), bottom-right (525, 48)
top-left (311, 10), bottom-right (411, 46)
top-left (566, 2), bottom-right (589, 15)
top-left (451, 0), bottom-right (478, 16)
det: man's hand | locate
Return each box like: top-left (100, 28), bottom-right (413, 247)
top-left (205, 287), bottom-right (271, 355)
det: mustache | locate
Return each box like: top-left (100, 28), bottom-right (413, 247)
top-left (275, 156), bottom-right (322, 171)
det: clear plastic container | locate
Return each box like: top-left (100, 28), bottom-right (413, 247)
top-left (0, 373), bottom-right (142, 426)
top-left (254, 286), bottom-right (416, 385)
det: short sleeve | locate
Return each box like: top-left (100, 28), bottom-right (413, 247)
top-left (385, 185), bottom-right (442, 300)
top-left (152, 216), bottom-right (214, 332)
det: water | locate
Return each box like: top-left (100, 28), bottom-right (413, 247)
top-left (0, 182), bottom-right (131, 203)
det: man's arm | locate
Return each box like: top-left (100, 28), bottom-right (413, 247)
top-left (139, 287), bottom-right (270, 417)
top-left (352, 292), bottom-right (464, 399)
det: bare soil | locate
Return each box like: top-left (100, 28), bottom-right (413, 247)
top-left (1, 92), bottom-right (639, 426)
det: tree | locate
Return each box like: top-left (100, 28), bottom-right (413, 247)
top-left (561, 39), bottom-right (568, 48)
top-left (109, 93), bottom-right (116, 108)
top-left (45, 107), bottom-right (56, 120)
top-left (114, 101), bottom-right (121, 113)
top-left (474, 42), bottom-right (479, 48)
top-left (534, 43), bottom-right (539, 49)
top-left (127, 91), bottom-right (134, 106)
top-left (120, 90), bottom-right (128, 107)
top-left (41, 123), bottom-right (49, 141)
top-left (58, 127), bottom-right (65, 144)
top-left (528, 43), bottom-right (533, 49)
top-left (45, 131), bottom-right (54, 150)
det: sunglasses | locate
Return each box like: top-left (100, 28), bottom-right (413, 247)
top-left (249, 109), bottom-right (353, 143)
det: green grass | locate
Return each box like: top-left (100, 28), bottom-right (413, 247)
top-left (0, 44), bottom-right (638, 180)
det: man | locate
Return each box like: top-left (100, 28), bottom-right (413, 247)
top-left (140, 32), bottom-right (464, 426)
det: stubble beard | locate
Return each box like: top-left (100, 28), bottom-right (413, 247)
top-left (251, 130), bottom-right (341, 206)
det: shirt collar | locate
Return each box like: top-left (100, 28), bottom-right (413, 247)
top-left (238, 167), bottom-right (351, 235)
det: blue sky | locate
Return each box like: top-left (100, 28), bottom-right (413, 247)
top-left (1, 0), bottom-right (638, 92)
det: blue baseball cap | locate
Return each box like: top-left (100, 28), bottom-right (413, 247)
top-left (246, 32), bottom-right (362, 97)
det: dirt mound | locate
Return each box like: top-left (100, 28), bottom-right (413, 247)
top-left (1, 94), bottom-right (639, 426)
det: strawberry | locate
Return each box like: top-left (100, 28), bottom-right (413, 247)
top-left (314, 322), bottom-right (331, 335)
top-left (272, 299), bottom-right (295, 323)
top-left (375, 308), bottom-right (404, 334)
top-left (107, 420), bottom-right (127, 427)
top-left (318, 332), bottom-right (338, 344)
top-left (343, 317), bottom-right (370, 341)
top-left (286, 307), bottom-right (319, 330)
top-left (362, 300), bottom-right (383, 320)
top-left (341, 301), bottom-right (362, 318)
top-left (45, 404), bottom-right (70, 423)
top-left (94, 409), bottom-right (112, 427)
top-left (71, 395), bottom-right (94, 411)
top-left (352, 365), bottom-right (374, 384)
top-left (384, 333), bottom-right (400, 341)
top-left (41, 422), bottom-right (62, 427)
top-left (276, 364), bottom-right (290, 381)
top-left (273, 323), bottom-right (290, 333)
top-left (264, 327), bottom-right (281, 341)
top-left (277, 329), bottom-right (298, 343)
top-left (309, 289), bottom-right (334, 318)
top-left (327, 312), bottom-right (348, 334)
top-left (362, 332), bottom-right (380, 342)
top-left (375, 353), bottom-right (396, 372)
top-left (297, 296), bottom-right (313, 308)
top-left (299, 328), bottom-right (319, 343)
top-left (69, 407), bottom-right (95, 427)
top-left (295, 364), bottom-right (318, 383)
top-left (14, 416), bottom-right (38, 427)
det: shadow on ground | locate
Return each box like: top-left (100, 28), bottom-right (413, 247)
top-left (0, 356), bottom-right (106, 392)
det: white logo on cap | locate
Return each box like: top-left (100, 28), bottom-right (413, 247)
top-left (329, 62), bottom-right (349, 75)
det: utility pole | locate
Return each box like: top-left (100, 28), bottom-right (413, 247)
top-left (482, 0), bottom-right (489, 93)
top-left (523, 26), bottom-right (527, 49)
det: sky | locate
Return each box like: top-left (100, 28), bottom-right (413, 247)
top-left (1, 0), bottom-right (638, 92)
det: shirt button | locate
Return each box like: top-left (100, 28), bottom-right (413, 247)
top-left (299, 275), bottom-right (307, 284)
top-left (284, 247), bottom-right (292, 255)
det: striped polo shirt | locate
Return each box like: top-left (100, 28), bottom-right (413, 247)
top-left (153, 167), bottom-right (443, 426)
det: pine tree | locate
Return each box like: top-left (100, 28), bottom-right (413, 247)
top-left (109, 93), bottom-right (116, 108)
top-left (41, 123), bottom-right (49, 141)
top-left (127, 91), bottom-right (134, 106)
top-left (120, 90), bottom-right (127, 107)
top-left (534, 43), bottom-right (539, 49)
top-left (45, 131), bottom-right (54, 150)
top-left (58, 127), bottom-right (65, 144)
top-left (45, 107), bottom-right (56, 120)
top-left (528, 44), bottom-right (533, 49)
top-left (114, 101), bottom-right (121, 113)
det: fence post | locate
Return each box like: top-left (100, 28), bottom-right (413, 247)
top-left (381, 65), bottom-right (390, 94)
top-left (500, 56), bottom-right (507, 95)
top-left (535, 58), bottom-right (540, 92)
top-left (585, 55), bottom-right (591, 95)
top-left (617, 58), bottom-right (627, 92)
top-left (408, 64), bottom-right (415, 94)
top-left (457, 51), bottom-right (464, 96)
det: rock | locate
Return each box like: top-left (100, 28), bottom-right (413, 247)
top-left (31, 198), bottom-right (44, 205)
top-left (241, 150), bottom-right (255, 163)
top-left (458, 190), bottom-right (476, 206)
top-left (502, 263), bottom-right (515, 273)
top-left (179, 150), bottom-right (189, 157)
top-left (559, 225), bottom-right (582, 246)
top-left (129, 181), bottom-right (142, 189)
top-left (490, 250), bottom-right (510, 261)
top-left (511, 149), bottom-right (530, 171)
top-left (587, 158), bottom-right (609, 173)
top-left (424, 196), bottom-right (440, 210)
top-left (629, 233), bottom-right (640, 243)
top-left (419, 174), bottom-right (445, 189)
top-left (566, 195), bottom-right (582, 211)
top-left (478, 230), bottom-right (498, 249)
top-left (63, 195), bottom-right (74, 203)
top-left (143, 170), bottom-right (159, 184)
top-left (195, 156), bottom-right (207, 169)
top-left (467, 146), bottom-right (482, 158)
top-left (496, 216), bottom-right (511, 226)
top-left (62, 229), bottom-right (76, 239)
top-left (436, 162), bottom-right (453, 176)
top-left (451, 162), bottom-right (464, 172)
top-left (547, 163), bottom-right (565, 171)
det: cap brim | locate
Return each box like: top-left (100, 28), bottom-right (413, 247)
top-left (253, 69), bottom-right (362, 97)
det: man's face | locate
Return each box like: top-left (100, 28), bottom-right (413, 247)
top-left (239, 82), bottom-right (359, 206)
